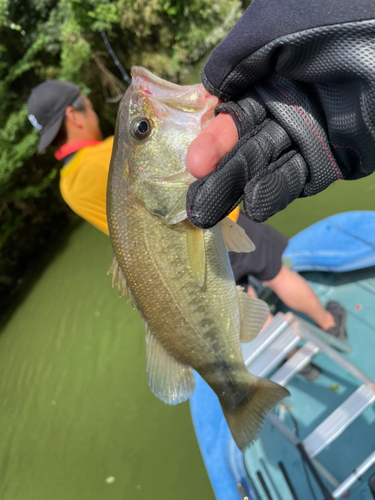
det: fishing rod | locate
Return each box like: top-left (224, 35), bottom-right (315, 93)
top-left (101, 31), bottom-right (131, 85)
top-left (296, 443), bottom-right (333, 500)
top-left (278, 462), bottom-right (300, 500)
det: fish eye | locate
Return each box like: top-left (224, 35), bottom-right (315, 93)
top-left (130, 117), bottom-right (152, 140)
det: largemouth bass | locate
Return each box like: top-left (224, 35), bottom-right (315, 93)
top-left (107, 67), bottom-right (289, 451)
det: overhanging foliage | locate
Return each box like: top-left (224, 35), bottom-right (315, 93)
top-left (0, 0), bottom-right (244, 310)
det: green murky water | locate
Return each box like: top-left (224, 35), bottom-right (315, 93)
top-left (267, 174), bottom-right (375, 237)
top-left (0, 223), bottom-right (214, 500)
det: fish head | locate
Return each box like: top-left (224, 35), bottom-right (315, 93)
top-left (108, 66), bottom-right (218, 218)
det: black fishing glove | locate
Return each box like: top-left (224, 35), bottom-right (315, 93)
top-left (186, 0), bottom-right (375, 228)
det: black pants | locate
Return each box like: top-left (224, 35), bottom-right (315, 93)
top-left (229, 213), bottom-right (288, 285)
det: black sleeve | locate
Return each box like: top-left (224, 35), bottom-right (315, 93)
top-left (203, 0), bottom-right (375, 100)
top-left (201, 0), bottom-right (375, 182)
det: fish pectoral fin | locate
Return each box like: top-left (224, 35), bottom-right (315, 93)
top-left (146, 325), bottom-right (195, 405)
top-left (163, 191), bottom-right (187, 225)
top-left (107, 255), bottom-right (138, 310)
top-left (187, 221), bottom-right (206, 287)
top-left (143, 177), bottom-right (188, 225)
top-left (149, 170), bottom-right (190, 185)
top-left (220, 217), bottom-right (255, 253)
top-left (237, 286), bottom-right (270, 343)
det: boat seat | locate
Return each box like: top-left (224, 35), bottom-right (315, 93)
top-left (244, 312), bottom-right (375, 499)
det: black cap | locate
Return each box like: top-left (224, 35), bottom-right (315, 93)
top-left (27, 80), bottom-right (81, 153)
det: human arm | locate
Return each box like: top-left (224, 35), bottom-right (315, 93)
top-left (60, 158), bottom-right (109, 235)
top-left (186, 0), bottom-right (375, 228)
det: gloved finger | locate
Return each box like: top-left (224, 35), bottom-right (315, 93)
top-left (243, 152), bottom-right (309, 223)
top-left (186, 119), bottom-right (293, 228)
top-left (214, 91), bottom-right (268, 139)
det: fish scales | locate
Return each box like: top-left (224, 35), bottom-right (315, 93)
top-left (107, 66), bottom-right (289, 450)
top-left (109, 189), bottom-right (244, 397)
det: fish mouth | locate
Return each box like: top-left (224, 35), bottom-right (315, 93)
top-left (130, 66), bottom-right (218, 121)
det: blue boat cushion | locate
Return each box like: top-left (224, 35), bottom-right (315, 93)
top-left (283, 211), bottom-right (375, 272)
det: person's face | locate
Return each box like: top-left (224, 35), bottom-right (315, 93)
top-left (81, 96), bottom-right (103, 141)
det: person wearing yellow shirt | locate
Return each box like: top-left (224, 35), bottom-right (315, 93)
top-left (27, 80), bottom-right (110, 235)
top-left (27, 80), bottom-right (347, 380)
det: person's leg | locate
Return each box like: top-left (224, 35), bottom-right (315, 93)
top-left (264, 265), bottom-right (336, 331)
top-left (230, 213), bottom-right (346, 338)
top-left (264, 264), bottom-right (347, 381)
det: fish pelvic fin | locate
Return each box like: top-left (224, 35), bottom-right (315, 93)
top-left (221, 376), bottom-right (290, 451)
top-left (237, 286), bottom-right (270, 343)
top-left (107, 256), bottom-right (139, 310)
top-left (146, 325), bottom-right (195, 405)
top-left (220, 217), bottom-right (255, 253)
top-left (187, 220), bottom-right (206, 287)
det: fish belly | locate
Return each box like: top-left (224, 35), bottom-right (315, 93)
top-left (112, 203), bottom-right (247, 395)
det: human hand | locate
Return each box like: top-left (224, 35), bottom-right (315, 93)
top-left (185, 0), bottom-right (375, 229)
top-left (185, 90), bottom-right (311, 228)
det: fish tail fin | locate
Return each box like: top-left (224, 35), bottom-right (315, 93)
top-left (221, 376), bottom-right (289, 451)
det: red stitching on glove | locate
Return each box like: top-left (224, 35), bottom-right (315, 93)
top-left (270, 82), bottom-right (340, 181)
top-left (230, 106), bottom-right (244, 131)
top-left (331, 143), bottom-right (367, 175)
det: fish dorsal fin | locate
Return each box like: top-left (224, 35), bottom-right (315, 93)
top-left (220, 217), bottom-right (255, 253)
top-left (187, 221), bottom-right (206, 287)
top-left (145, 325), bottom-right (195, 405)
top-left (237, 286), bottom-right (270, 343)
top-left (107, 256), bottom-right (138, 310)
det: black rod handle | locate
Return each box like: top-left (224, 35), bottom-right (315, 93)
top-left (278, 461), bottom-right (300, 500)
top-left (256, 470), bottom-right (274, 500)
top-left (296, 443), bottom-right (333, 500)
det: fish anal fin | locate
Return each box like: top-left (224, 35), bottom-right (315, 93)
top-left (237, 286), bottom-right (270, 343)
top-left (146, 326), bottom-right (195, 405)
top-left (187, 221), bottom-right (206, 287)
top-left (222, 376), bottom-right (290, 451)
top-left (220, 217), bottom-right (255, 253)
